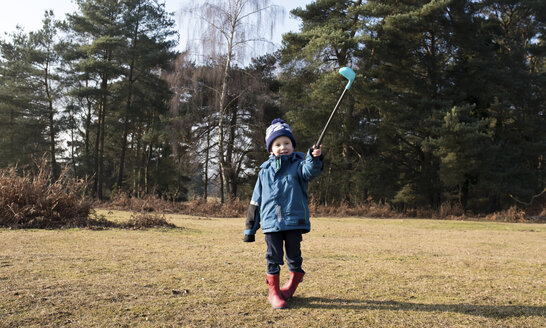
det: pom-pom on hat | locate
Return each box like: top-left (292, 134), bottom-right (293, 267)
top-left (265, 118), bottom-right (297, 152)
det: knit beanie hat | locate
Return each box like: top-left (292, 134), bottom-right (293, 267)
top-left (265, 118), bottom-right (297, 152)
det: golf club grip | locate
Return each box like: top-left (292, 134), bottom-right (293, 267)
top-left (315, 88), bottom-right (349, 148)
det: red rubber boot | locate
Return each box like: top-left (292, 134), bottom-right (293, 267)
top-left (266, 274), bottom-right (287, 309)
top-left (280, 271), bottom-right (305, 300)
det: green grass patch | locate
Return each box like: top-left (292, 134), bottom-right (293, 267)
top-left (0, 214), bottom-right (544, 327)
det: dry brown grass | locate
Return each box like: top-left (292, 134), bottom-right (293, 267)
top-left (0, 165), bottom-right (92, 228)
top-left (1, 212), bottom-right (544, 327)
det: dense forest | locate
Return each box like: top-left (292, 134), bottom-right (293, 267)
top-left (0, 0), bottom-right (544, 214)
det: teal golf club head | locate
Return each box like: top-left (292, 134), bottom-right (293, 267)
top-left (314, 67), bottom-right (356, 148)
top-left (339, 67), bottom-right (355, 90)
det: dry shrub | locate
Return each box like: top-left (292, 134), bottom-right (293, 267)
top-left (0, 165), bottom-right (92, 228)
top-left (179, 198), bottom-right (246, 217)
top-left (103, 193), bottom-right (247, 218)
top-left (123, 212), bottom-right (177, 230)
top-left (481, 206), bottom-right (546, 223)
top-left (484, 206), bottom-right (528, 223)
top-left (431, 202), bottom-right (465, 220)
top-left (107, 191), bottom-right (175, 213)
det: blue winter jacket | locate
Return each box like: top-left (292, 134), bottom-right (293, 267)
top-left (244, 151), bottom-right (323, 236)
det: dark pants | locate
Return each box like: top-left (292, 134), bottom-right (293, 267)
top-left (264, 230), bottom-right (305, 275)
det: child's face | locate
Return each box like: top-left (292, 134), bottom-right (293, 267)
top-left (270, 136), bottom-right (294, 156)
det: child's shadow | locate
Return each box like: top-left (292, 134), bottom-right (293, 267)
top-left (290, 297), bottom-right (546, 319)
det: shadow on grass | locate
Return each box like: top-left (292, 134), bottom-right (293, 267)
top-left (291, 297), bottom-right (546, 318)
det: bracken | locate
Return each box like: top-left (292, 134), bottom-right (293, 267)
top-left (0, 163), bottom-right (92, 228)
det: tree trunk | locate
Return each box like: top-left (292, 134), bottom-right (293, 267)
top-left (459, 179), bottom-right (469, 211)
top-left (44, 62), bottom-right (58, 181)
top-left (70, 125), bottom-right (77, 176)
top-left (84, 80), bottom-right (92, 162)
top-left (118, 6), bottom-right (140, 189)
top-left (92, 102), bottom-right (101, 198)
top-left (203, 124), bottom-right (210, 200)
top-left (132, 128), bottom-right (141, 197)
top-left (145, 144), bottom-right (152, 194)
top-left (118, 111), bottom-right (129, 188)
top-left (97, 73), bottom-right (108, 200)
top-left (217, 46), bottom-right (233, 203)
top-left (226, 107), bottom-right (238, 199)
top-left (118, 70), bottom-right (133, 189)
top-left (216, 6), bottom-right (241, 203)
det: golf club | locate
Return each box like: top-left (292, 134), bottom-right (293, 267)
top-left (314, 67), bottom-right (356, 149)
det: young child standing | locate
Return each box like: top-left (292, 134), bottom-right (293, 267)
top-left (243, 118), bottom-right (323, 309)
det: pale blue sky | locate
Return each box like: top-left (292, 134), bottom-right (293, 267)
top-left (0, 0), bottom-right (311, 52)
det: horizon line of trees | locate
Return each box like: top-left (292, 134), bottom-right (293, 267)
top-left (0, 0), bottom-right (544, 214)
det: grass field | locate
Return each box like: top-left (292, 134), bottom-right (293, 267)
top-left (1, 211), bottom-right (545, 327)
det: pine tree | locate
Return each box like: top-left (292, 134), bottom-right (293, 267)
top-left (359, 0), bottom-right (545, 211)
top-left (114, 0), bottom-right (177, 191)
top-left (358, 0), bottom-right (465, 208)
top-left (431, 104), bottom-right (493, 210)
top-left (28, 11), bottom-right (65, 180)
top-left (0, 24), bottom-right (58, 171)
top-left (65, 0), bottom-right (126, 199)
top-left (280, 0), bottom-right (367, 204)
top-left (437, 0), bottom-right (545, 211)
top-left (475, 0), bottom-right (545, 211)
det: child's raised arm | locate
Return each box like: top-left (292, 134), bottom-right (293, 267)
top-left (299, 146), bottom-right (324, 181)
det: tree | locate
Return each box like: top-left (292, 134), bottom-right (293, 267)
top-left (437, 0), bottom-right (545, 211)
top-left (0, 28), bottom-right (47, 168)
top-left (181, 0), bottom-right (284, 202)
top-left (166, 52), bottom-right (282, 200)
top-left (66, 0), bottom-right (126, 199)
top-left (361, 0), bottom-right (457, 209)
top-left (356, 0), bottom-right (545, 211)
top-left (0, 13), bottom-right (65, 178)
top-left (431, 105), bottom-right (493, 210)
top-left (29, 11), bottom-right (65, 180)
top-left (115, 0), bottom-right (177, 190)
top-left (279, 0), bottom-right (544, 211)
top-left (280, 0), bottom-right (366, 204)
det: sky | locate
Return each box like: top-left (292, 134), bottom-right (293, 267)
top-left (0, 0), bottom-right (311, 53)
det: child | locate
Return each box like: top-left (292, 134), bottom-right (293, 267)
top-left (243, 118), bottom-right (323, 309)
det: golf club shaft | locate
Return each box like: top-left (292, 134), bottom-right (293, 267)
top-left (314, 87), bottom-right (349, 148)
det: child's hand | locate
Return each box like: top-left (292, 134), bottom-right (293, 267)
top-left (312, 145), bottom-right (322, 157)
